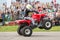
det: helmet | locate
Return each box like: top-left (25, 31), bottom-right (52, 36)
top-left (26, 4), bottom-right (33, 10)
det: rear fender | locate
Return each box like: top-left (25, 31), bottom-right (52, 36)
top-left (16, 20), bottom-right (31, 26)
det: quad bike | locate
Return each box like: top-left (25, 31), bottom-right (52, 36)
top-left (16, 13), bottom-right (52, 37)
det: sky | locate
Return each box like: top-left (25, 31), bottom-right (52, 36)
top-left (0, 0), bottom-right (60, 7)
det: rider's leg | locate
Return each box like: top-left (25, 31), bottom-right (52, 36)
top-left (24, 17), bottom-right (35, 25)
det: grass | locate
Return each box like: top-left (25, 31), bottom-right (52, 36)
top-left (0, 25), bottom-right (60, 32)
top-left (0, 25), bottom-right (18, 32)
top-left (33, 26), bottom-right (60, 32)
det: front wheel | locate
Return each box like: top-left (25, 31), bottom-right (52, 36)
top-left (22, 26), bottom-right (32, 37)
top-left (43, 20), bottom-right (52, 30)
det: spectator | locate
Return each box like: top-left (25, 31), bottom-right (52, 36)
top-left (0, 0), bottom-right (60, 25)
top-left (1, 11), bottom-right (5, 25)
top-left (21, 3), bottom-right (26, 17)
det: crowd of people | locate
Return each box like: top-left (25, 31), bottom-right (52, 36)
top-left (0, 1), bottom-right (60, 25)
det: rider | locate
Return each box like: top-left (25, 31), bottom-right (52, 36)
top-left (25, 3), bottom-right (33, 17)
top-left (24, 3), bottom-right (38, 25)
top-left (25, 3), bottom-right (39, 17)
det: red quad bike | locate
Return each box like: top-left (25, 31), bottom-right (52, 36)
top-left (16, 13), bottom-right (52, 37)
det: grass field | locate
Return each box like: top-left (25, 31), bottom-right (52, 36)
top-left (0, 25), bottom-right (60, 32)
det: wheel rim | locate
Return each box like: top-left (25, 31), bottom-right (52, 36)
top-left (45, 22), bottom-right (51, 28)
top-left (25, 29), bottom-right (30, 35)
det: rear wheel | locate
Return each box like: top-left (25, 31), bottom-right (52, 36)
top-left (17, 24), bottom-right (26, 35)
top-left (17, 26), bottom-right (22, 35)
top-left (22, 26), bottom-right (32, 37)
